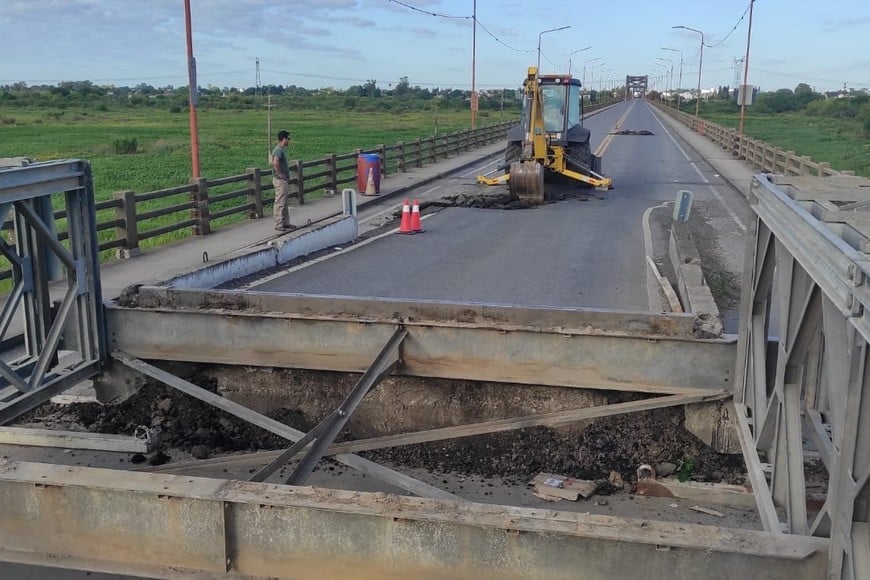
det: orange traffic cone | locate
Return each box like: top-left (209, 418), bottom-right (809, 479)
top-left (410, 199), bottom-right (424, 233)
top-left (365, 167), bottom-right (377, 195)
top-left (398, 199), bottom-right (414, 234)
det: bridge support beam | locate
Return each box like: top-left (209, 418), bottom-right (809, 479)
top-left (0, 461), bottom-right (828, 580)
top-left (107, 289), bottom-right (735, 395)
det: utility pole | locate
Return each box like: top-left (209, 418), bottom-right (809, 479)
top-left (183, 0), bottom-right (201, 178)
top-left (265, 94), bottom-right (275, 165)
top-left (738, 0), bottom-right (755, 134)
top-left (255, 57), bottom-right (261, 99)
top-left (470, 0), bottom-right (477, 129)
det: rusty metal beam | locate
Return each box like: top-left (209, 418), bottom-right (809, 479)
top-left (253, 327), bottom-right (407, 484)
top-left (106, 300), bottom-right (735, 394)
top-left (0, 461), bottom-right (829, 580)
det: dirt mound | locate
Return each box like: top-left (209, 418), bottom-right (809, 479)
top-left (612, 129), bottom-right (655, 136)
top-left (365, 406), bottom-right (745, 485)
top-left (22, 379), bottom-right (312, 456)
top-left (428, 193), bottom-right (533, 210)
top-left (427, 189), bottom-right (595, 211)
top-left (21, 379), bottom-right (744, 486)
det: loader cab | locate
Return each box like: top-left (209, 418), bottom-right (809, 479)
top-left (523, 76), bottom-right (584, 135)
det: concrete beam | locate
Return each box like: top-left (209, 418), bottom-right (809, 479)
top-left (0, 461), bottom-right (829, 579)
top-left (106, 297), bottom-right (736, 394)
top-left (162, 215), bottom-right (357, 290)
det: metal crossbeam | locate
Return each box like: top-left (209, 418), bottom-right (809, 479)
top-left (286, 327), bottom-right (406, 485)
top-left (111, 349), bottom-right (457, 501)
top-left (252, 328), bottom-right (407, 483)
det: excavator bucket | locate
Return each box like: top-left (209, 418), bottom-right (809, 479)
top-left (508, 161), bottom-right (545, 204)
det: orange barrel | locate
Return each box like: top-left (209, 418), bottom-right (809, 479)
top-left (356, 153), bottom-right (381, 194)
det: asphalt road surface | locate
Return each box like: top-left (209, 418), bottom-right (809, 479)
top-left (252, 100), bottom-right (751, 312)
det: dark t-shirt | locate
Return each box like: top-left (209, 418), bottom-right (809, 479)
top-left (272, 145), bottom-right (289, 179)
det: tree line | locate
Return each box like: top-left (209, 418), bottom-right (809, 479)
top-left (0, 79), bottom-right (527, 114)
top-left (648, 82), bottom-right (870, 135)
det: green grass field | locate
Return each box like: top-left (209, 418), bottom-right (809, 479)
top-left (695, 104), bottom-right (870, 177)
top-left (0, 106), bottom-right (500, 196)
top-left (0, 106), bottom-right (513, 289)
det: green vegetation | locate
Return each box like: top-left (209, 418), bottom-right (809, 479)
top-left (676, 458), bottom-right (695, 483)
top-left (0, 86), bottom-right (520, 289)
top-left (665, 84), bottom-right (870, 177)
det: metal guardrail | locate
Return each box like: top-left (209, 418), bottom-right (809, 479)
top-left (734, 173), bottom-right (870, 579)
top-left (652, 101), bottom-right (854, 178)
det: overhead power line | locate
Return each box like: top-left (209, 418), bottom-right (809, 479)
top-left (386, 0), bottom-right (470, 19)
top-left (387, 0), bottom-right (535, 54)
top-left (705, 1), bottom-right (752, 48)
top-left (476, 19), bottom-right (535, 53)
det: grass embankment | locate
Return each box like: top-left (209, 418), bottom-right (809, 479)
top-left (687, 101), bottom-right (870, 177)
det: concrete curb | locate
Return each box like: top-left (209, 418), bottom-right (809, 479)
top-left (668, 223), bottom-right (723, 338)
top-left (163, 215), bottom-right (357, 290)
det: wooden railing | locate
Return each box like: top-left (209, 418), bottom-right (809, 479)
top-left (652, 101), bottom-right (853, 178)
top-left (0, 121), bottom-right (513, 281)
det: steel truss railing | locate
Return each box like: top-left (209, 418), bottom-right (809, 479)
top-left (0, 161), bottom-right (105, 423)
top-left (735, 174), bottom-right (870, 579)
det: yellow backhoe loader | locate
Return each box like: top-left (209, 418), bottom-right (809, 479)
top-left (478, 66), bottom-right (612, 203)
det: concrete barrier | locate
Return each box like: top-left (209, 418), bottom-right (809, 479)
top-left (164, 215), bottom-right (357, 290)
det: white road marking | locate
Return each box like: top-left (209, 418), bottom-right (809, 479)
top-left (462, 160), bottom-right (499, 178)
top-left (649, 106), bottom-right (746, 232)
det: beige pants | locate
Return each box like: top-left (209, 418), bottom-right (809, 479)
top-left (272, 177), bottom-right (290, 226)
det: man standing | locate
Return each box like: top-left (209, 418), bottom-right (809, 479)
top-left (271, 130), bottom-right (295, 231)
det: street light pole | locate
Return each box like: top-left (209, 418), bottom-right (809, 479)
top-left (471, 0), bottom-right (477, 129)
top-left (582, 57), bottom-right (601, 89)
top-left (590, 63), bottom-right (604, 94)
top-left (738, 0), bottom-right (756, 134)
top-left (657, 57), bottom-right (673, 93)
top-left (537, 25), bottom-right (571, 73)
top-left (567, 46), bottom-right (591, 76)
top-left (672, 25), bottom-right (704, 118)
top-left (662, 47), bottom-right (683, 110)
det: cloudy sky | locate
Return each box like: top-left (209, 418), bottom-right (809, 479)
top-left (1, 0), bottom-right (867, 93)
